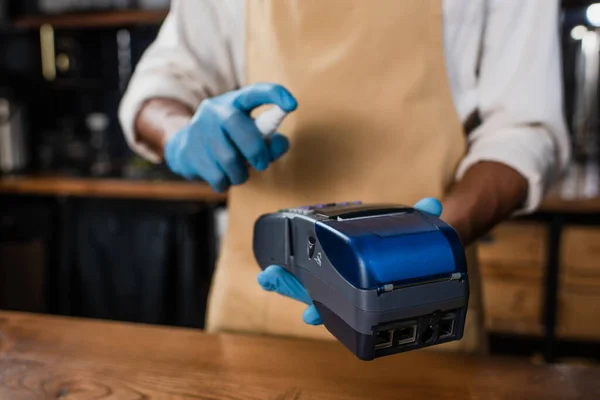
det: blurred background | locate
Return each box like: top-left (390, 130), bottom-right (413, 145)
top-left (0, 0), bottom-right (600, 365)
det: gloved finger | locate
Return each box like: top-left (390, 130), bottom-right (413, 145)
top-left (163, 128), bottom-right (191, 177)
top-left (267, 133), bottom-right (290, 162)
top-left (257, 265), bottom-right (313, 305)
top-left (220, 109), bottom-right (271, 171)
top-left (302, 304), bottom-right (323, 325)
top-left (233, 83), bottom-right (298, 114)
top-left (164, 126), bottom-right (230, 191)
top-left (195, 151), bottom-right (230, 192)
top-left (413, 197), bottom-right (442, 217)
top-left (185, 154), bottom-right (230, 191)
top-left (206, 126), bottom-right (248, 185)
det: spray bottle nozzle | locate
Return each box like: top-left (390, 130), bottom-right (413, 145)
top-left (254, 106), bottom-right (289, 140)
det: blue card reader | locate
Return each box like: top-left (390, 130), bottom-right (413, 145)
top-left (253, 201), bottom-right (469, 360)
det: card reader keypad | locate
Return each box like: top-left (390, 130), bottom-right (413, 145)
top-left (282, 201), bottom-right (363, 215)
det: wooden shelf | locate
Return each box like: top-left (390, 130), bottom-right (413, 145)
top-left (539, 195), bottom-right (600, 214)
top-left (13, 10), bottom-right (168, 30)
top-left (0, 174), bottom-right (599, 211)
top-left (0, 175), bottom-right (226, 202)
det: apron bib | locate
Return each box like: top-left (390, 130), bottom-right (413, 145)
top-left (207, 0), bottom-right (485, 353)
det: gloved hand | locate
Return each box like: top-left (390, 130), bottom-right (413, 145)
top-left (164, 83), bottom-right (298, 192)
top-left (257, 197), bottom-right (444, 325)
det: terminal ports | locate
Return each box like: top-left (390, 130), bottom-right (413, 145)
top-left (419, 326), bottom-right (436, 344)
top-left (439, 312), bottom-right (456, 339)
top-left (420, 311), bottom-right (456, 343)
top-left (395, 325), bottom-right (417, 345)
top-left (375, 330), bottom-right (394, 350)
top-left (374, 310), bottom-right (459, 354)
top-left (374, 321), bottom-right (418, 352)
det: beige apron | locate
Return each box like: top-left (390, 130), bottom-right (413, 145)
top-left (207, 0), bottom-right (485, 353)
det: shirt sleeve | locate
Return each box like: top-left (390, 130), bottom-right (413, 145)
top-left (455, 0), bottom-right (571, 215)
top-left (118, 0), bottom-right (244, 162)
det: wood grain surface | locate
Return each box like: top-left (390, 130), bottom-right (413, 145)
top-left (1, 175), bottom-right (600, 213)
top-left (0, 176), bottom-right (226, 203)
top-left (0, 311), bottom-right (598, 400)
top-left (13, 10), bottom-right (168, 29)
top-left (538, 196), bottom-right (600, 213)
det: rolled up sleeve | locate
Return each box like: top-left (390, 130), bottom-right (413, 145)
top-left (118, 0), bottom-right (243, 162)
top-left (456, 0), bottom-right (571, 215)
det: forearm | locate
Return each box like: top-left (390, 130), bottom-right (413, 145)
top-left (441, 161), bottom-right (528, 246)
top-left (134, 98), bottom-right (194, 160)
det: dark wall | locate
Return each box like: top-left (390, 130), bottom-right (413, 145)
top-left (0, 23), bottom-right (161, 171)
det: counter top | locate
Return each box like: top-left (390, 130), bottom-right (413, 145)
top-left (1, 174), bottom-right (600, 212)
top-left (538, 195), bottom-right (600, 213)
top-left (0, 175), bottom-right (226, 202)
top-left (13, 9), bottom-right (168, 29)
top-left (0, 311), bottom-right (598, 399)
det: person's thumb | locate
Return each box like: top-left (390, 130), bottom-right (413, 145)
top-left (413, 197), bottom-right (442, 217)
top-left (302, 304), bottom-right (322, 325)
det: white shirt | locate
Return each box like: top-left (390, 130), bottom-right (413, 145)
top-left (119, 0), bottom-right (571, 214)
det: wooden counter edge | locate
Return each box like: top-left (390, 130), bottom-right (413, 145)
top-left (538, 196), bottom-right (600, 213)
top-left (0, 175), bottom-right (227, 202)
top-left (13, 10), bottom-right (168, 30)
top-left (2, 175), bottom-right (600, 212)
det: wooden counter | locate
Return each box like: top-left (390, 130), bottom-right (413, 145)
top-left (13, 10), bottom-right (168, 30)
top-left (0, 175), bottom-right (226, 202)
top-left (1, 175), bottom-right (600, 212)
top-left (0, 311), bottom-right (598, 399)
top-left (538, 196), bottom-right (600, 213)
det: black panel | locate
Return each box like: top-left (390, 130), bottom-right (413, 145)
top-left (316, 204), bottom-right (410, 219)
top-left (253, 214), bottom-right (291, 268)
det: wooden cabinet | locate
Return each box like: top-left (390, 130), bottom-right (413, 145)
top-left (478, 222), bottom-right (546, 267)
top-left (481, 272), bottom-right (544, 336)
top-left (478, 222), bottom-right (547, 337)
top-left (479, 221), bottom-right (600, 341)
top-left (561, 227), bottom-right (600, 280)
top-left (557, 227), bottom-right (600, 340)
top-left (557, 281), bottom-right (600, 340)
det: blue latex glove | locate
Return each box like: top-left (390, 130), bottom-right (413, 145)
top-left (164, 83), bottom-right (298, 192)
top-left (257, 197), bottom-right (444, 325)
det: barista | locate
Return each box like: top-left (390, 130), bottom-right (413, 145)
top-left (119, 0), bottom-right (570, 352)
